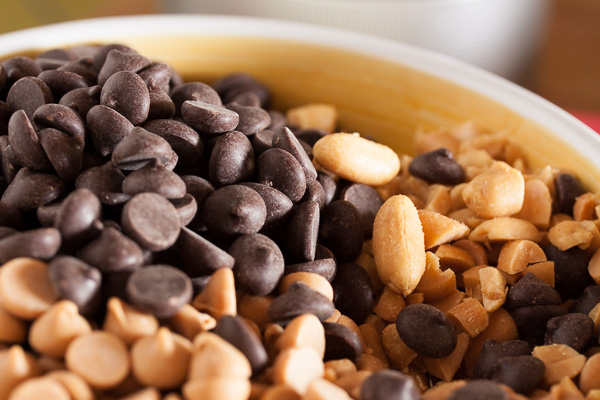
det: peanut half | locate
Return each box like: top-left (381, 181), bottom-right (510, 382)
top-left (313, 133), bottom-right (401, 186)
top-left (373, 195), bottom-right (426, 296)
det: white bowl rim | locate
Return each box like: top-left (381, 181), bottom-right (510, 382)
top-left (1, 14), bottom-right (598, 168)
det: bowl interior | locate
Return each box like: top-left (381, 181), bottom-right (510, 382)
top-left (2, 16), bottom-right (599, 191)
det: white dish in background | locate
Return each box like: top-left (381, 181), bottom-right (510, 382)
top-left (0, 14), bottom-right (597, 189)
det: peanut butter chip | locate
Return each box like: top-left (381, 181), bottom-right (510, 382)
top-left (373, 195), bottom-right (426, 296)
top-left (286, 103), bottom-right (338, 133)
top-left (29, 300), bottom-right (92, 358)
top-left (272, 347), bottom-right (324, 395)
top-left (0, 302), bottom-right (27, 343)
top-left (304, 378), bottom-right (353, 400)
top-left (119, 386), bottom-right (161, 400)
top-left (182, 377), bottom-right (251, 400)
top-left (189, 332), bottom-right (251, 380)
top-left (0, 258), bottom-right (58, 320)
top-left (65, 331), bottom-right (130, 390)
top-left (0, 346), bottom-right (40, 400)
top-left (191, 268), bottom-right (237, 319)
top-left (45, 370), bottom-right (94, 400)
top-left (103, 297), bottom-right (159, 345)
top-left (8, 377), bottom-right (70, 400)
top-left (313, 133), bottom-right (401, 186)
top-left (275, 314), bottom-right (326, 358)
top-left (131, 327), bottom-right (193, 390)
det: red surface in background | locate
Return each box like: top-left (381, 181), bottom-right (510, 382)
top-left (571, 111), bottom-right (600, 134)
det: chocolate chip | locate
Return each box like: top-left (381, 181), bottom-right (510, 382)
top-left (544, 313), bottom-right (594, 352)
top-left (272, 127), bottom-right (317, 182)
top-left (230, 233), bottom-right (284, 296)
top-left (92, 44), bottom-right (137, 72)
top-left (171, 193), bottom-right (197, 226)
top-left (111, 127), bottom-right (173, 170)
top-left (54, 188), bottom-right (102, 248)
top-left (6, 76), bottom-right (54, 119)
top-left (504, 272), bottom-right (562, 309)
top-left (214, 74), bottom-right (271, 108)
top-left (175, 227), bottom-right (235, 278)
top-left (1, 168), bottom-right (64, 212)
top-left (0, 100), bottom-right (10, 135)
top-left (146, 78), bottom-right (176, 119)
top-left (86, 104), bottom-right (134, 156)
top-left (473, 339), bottom-right (533, 379)
top-left (2, 56), bottom-right (42, 85)
top-left (285, 259), bottom-right (337, 283)
top-left (0, 227), bottom-right (61, 264)
top-left (48, 256), bottom-right (102, 316)
top-left (361, 370), bottom-right (421, 400)
top-left (226, 102), bottom-right (271, 136)
top-left (509, 304), bottom-right (568, 345)
top-left (59, 85), bottom-right (101, 120)
top-left (409, 148), bottom-right (465, 185)
top-left (570, 285), bottom-right (600, 314)
top-left (97, 49), bottom-right (150, 86)
top-left (38, 69), bottom-right (90, 99)
top-left (212, 315), bottom-right (268, 374)
top-left (33, 103), bottom-right (86, 140)
top-left (122, 159), bottom-right (186, 199)
top-left (339, 183), bottom-right (383, 237)
top-left (78, 226), bottom-right (144, 273)
top-left (284, 200), bottom-right (320, 262)
top-left (202, 185), bottom-right (266, 239)
top-left (181, 100), bottom-right (239, 133)
top-left (57, 57), bottom-right (97, 83)
top-left (301, 179), bottom-right (327, 210)
top-left (554, 173), bottom-right (584, 216)
top-left (252, 129), bottom-right (275, 155)
top-left (323, 322), bottom-right (362, 362)
top-left (396, 303), bottom-right (457, 358)
top-left (0, 136), bottom-right (18, 183)
top-left (209, 131), bottom-right (255, 187)
top-left (121, 192), bottom-right (182, 252)
top-left (296, 128), bottom-right (327, 147)
top-left (7, 109), bottom-right (53, 171)
top-left (544, 243), bottom-right (594, 300)
top-left (126, 264), bottom-right (192, 319)
top-left (491, 355), bottom-right (545, 395)
top-left (38, 128), bottom-right (85, 183)
top-left (319, 200), bottom-right (364, 263)
top-left (257, 148), bottom-right (307, 203)
top-left (75, 161), bottom-right (131, 205)
top-left (241, 182), bottom-right (293, 229)
top-left (332, 263), bottom-right (374, 324)
top-left (448, 380), bottom-right (507, 400)
top-left (170, 82), bottom-right (222, 116)
top-left (100, 70), bottom-right (150, 125)
top-left (181, 175), bottom-right (215, 231)
top-left (143, 119), bottom-right (202, 166)
top-left (0, 201), bottom-right (23, 229)
top-left (317, 171), bottom-right (336, 205)
top-left (268, 281), bottom-right (335, 322)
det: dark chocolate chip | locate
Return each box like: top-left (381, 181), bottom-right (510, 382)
top-left (100, 70), bottom-right (150, 125)
top-left (209, 131), bottom-right (255, 187)
top-left (75, 161), bottom-right (130, 205)
top-left (268, 281), bottom-right (335, 322)
top-left (229, 92), bottom-right (261, 107)
top-left (7, 109), bottom-right (53, 171)
top-left (146, 78), bottom-right (176, 119)
top-left (57, 57), bottom-right (97, 83)
top-left (360, 370), bottom-right (421, 400)
top-left (0, 136), bottom-right (17, 183)
top-left (319, 200), bottom-right (364, 263)
top-left (284, 200), bottom-right (320, 262)
top-left (0, 227), bottom-right (61, 264)
top-left (0, 202), bottom-right (23, 229)
top-left (38, 69), bottom-right (90, 99)
top-left (6, 76), bottom-right (54, 119)
top-left (408, 148), bottom-right (465, 185)
top-left (143, 119), bottom-right (203, 166)
top-left (272, 127), bottom-right (317, 182)
top-left (122, 159), bottom-right (186, 199)
top-left (1, 168), bottom-right (64, 212)
top-left (2, 56), bottom-right (42, 85)
top-left (170, 82), bottom-right (222, 116)
top-left (181, 175), bottom-right (215, 231)
top-left (323, 322), bottom-right (363, 362)
top-left (97, 49), bottom-right (150, 86)
top-left (339, 183), bottom-right (383, 237)
top-left (241, 182), bottom-right (293, 229)
top-left (301, 179), bottom-right (327, 210)
top-left (202, 185), bottom-right (266, 239)
top-left (171, 193), bottom-right (197, 226)
top-left (570, 285), bottom-right (600, 315)
top-left (78, 226), bottom-right (144, 273)
top-left (331, 263), bottom-right (374, 324)
top-left (544, 312), bottom-right (594, 352)
top-left (257, 148), bottom-right (307, 203)
top-left (491, 355), bottom-right (545, 395)
top-left (230, 233), bottom-right (284, 296)
top-left (138, 62), bottom-right (171, 92)
top-left (295, 128), bottom-right (327, 147)
top-left (504, 272), bottom-right (562, 309)
top-left (473, 339), bottom-right (533, 379)
top-left (111, 126), bottom-right (173, 170)
top-left (251, 129), bottom-right (275, 155)
top-left (92, 44), bottom-right (137, 72)
top-left (554, 173), bottom-right (584, 216)
top-left (212, 315), bottom-right (269, 374)
top-left (86, 104), bottom-right (134, 156)
top-left (226, 103), bottom-right (271, 136)
top-left (509, 304), bottom-right (568, 345)
top-left (53, 188), bottom-right (102, 248)
top-left (544, 243), bottom-right (594, 300)
top-left (175, 227), bottom-right (235, 278)
top-left (59, 85), bottom-right (101, 120)
top-left (126, 264), bottom-right (192, 319)
top-left (285, 259), bottom-right (337, 283)
top-left (121, 192), bottom-right (182, 252)
top-left (0, 101), bottom-right (10, 136)
top-left (48, 256), bottom-right (102, 316)
top-left (448, 380), bottom-right (507, 400)
top-left (33, 103), bottom-right (86, 140)
top-left (181, 100), bottom-right (239, 133)
top-left (38, 128), bottom-right (85, 183)
top-left (396, 303), bottom-right (457, 358)
top-left (317, 171), bottom-right (336, 205)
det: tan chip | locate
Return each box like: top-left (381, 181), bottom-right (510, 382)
top-left (276, 314), bottom-right (325, 358)
top-left (0, 301), bottom-right (27, 344)
top-left (286, 103), bottom-right (337, 133)
top-left (45, 370), bottom-right (94, 400)
top-left (272, 347), bottom-right (324, 395)
top-left (313, 133), bottom-right (401, 186)
top-left (189, 332), bottom-right (251, 380)
top-left (192, 268), bottom-right (237, 319)
top-left (373, 195), bottom-right (426, 296)
top-left (304, 378), bottom-right (353, 400)
top-left (0, 346), bottom-right (40, 400)
top-left (168, 304), bottom-right (217, 340)
top-left (8, 376), bottom-right (71, 400)
top-left (103, 297), bottom-right (159, 345)
top-left (182, 377), bottom-right (251, 400)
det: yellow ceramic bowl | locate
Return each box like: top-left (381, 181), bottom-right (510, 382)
top-left (1, 15), bottom-right (599, 190)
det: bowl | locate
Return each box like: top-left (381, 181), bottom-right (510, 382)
top-left (1, 14), bottom-right (598, 190)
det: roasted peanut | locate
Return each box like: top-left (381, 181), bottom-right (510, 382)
top-left (469, 217), bottom-right (541, 243)
top-left (419, 209), bottom-right (470, 250)
top-left (497, 240), bottom-right (546, 275)
top-left (548, 220), bottom-right (593, 250)
top-left (513, 178), bottom-right (553, 229)
top-left (532, 344), bottom-right (587, 387)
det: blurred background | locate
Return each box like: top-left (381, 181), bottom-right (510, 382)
top-left (0, 0), bottom-right (598, 118)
